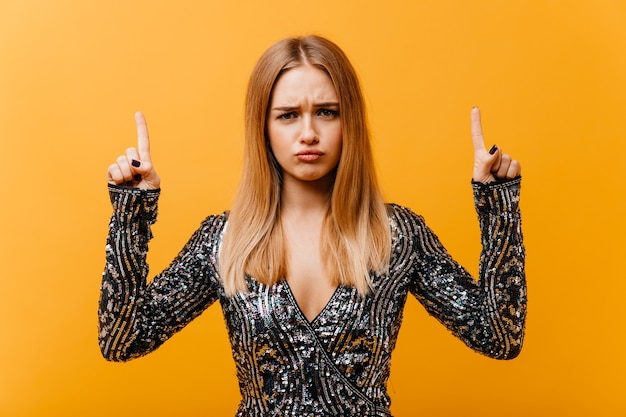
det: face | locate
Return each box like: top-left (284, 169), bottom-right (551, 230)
top-left (266, 65), bottom-right (342, 189)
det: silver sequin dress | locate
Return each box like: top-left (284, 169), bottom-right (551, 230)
top-left (99, 178), bottom-right (526, 417)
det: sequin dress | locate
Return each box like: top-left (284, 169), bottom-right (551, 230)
top-left (99, 178), bottom-right (526, 417)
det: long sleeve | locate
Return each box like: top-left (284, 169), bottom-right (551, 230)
top-left (98, 185), bottom-right (225, 362)
top-left (405, 177), bottom-right (526, 359)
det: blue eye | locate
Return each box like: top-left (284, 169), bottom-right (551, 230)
top-left (318, 109), bottom-right (339, 118)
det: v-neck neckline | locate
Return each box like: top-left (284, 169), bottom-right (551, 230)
top-left (283, 280), bottom-right (342, 326)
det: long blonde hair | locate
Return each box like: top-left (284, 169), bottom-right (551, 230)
top-left (220, 35), bottom-right (390, 295)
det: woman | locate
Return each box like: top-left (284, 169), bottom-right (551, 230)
top-left (100, 35), bottom-right (525, 416)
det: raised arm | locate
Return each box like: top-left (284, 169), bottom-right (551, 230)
top-left (99, 113), bottom-right (221, 362)
top-left (408, 108), bottom-right (526, 359)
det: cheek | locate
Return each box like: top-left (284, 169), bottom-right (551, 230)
top-left (266, 124), bottom-right (282, 151)
top-left (333, 126), bottom-right (343, 152)
top-left (267, 132), bottom-right (293, 165)
top-left (267, 122), bottom-right (293, 144)
top-left (333, 127), bottom-right (344, 166)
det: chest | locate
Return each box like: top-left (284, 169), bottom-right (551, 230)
top-left (221, 270), bottom-right (412, 346)
top-left (282, 222), bottom-right (337, 322)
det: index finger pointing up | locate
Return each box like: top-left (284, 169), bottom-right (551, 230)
top-left (135, 111), bottom-right (152, 162)
top-left (470, 107), bottom-right (486, 152)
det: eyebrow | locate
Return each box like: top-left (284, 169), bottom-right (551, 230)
top-left (271, 102), bottom-right (340, 112)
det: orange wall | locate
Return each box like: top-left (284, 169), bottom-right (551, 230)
top-left (1, 1), bottom-right (624, 416)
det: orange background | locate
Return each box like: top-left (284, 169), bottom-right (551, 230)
top-left (1, 1), bottom-right (625, 416)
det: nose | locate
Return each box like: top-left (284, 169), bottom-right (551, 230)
top-left (299, 115), bottom-right (318, 144)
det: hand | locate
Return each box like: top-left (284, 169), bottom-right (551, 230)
top-left (470, 107), bottom-right (521, 183)
top-left (106, 112), bottom-right (161, 190)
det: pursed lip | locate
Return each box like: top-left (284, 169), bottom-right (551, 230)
top-left (296, 150), bottom-right (324, 162)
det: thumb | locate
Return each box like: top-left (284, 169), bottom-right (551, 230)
top-left (129, 157), bottom-right (155, 176)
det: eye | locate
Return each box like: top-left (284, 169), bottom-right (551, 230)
top-left (317, 108), bottom-right (339, 118)
top-left (278, 112), bottom-right (297, 121)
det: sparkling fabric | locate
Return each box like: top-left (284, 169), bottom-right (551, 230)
top-left (99, 178), bottom-right (526, 416)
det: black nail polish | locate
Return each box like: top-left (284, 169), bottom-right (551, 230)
top-left (133, 174), bottom-right (142, 182)
top-left (131, 159), bottom-right (141, 168)
top-left (488, 145), bottom-right (498, 155)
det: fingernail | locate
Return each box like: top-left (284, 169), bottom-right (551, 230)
top-left (125, 181), bottom-right (133, 186)
top-left (489, 144), bottom-right (498, 155)
top-left (131, 159), bottom-right (141, 167)
top-left (133, 174), bottom-right (142, 182)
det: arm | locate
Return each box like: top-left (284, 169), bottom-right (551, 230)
top-left (407, 179), bottom-right (525, 359)
top-left (98, 113), bottom-right (222, 362)
top-left (409, 108), bottom-right (526, 359)
top-left (98, 187), bottom-right (223, 361)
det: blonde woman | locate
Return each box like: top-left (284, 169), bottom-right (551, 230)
top-left (100, 35), bottom-right (525, 416)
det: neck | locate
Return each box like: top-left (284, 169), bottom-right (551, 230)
top-left (280, 175), bottom-right (333, 218)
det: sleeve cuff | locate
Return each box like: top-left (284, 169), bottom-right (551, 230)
top-left (472, 176), bottom-right (521, 214)
top-left (108, 184), bottom-right (161, 226)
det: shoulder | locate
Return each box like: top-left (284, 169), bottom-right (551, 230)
top-left (183, 211), bottom-right (229, 248)
top-left (186, 212), bottom-right (229, 262)
top-left (386, 203), bottom-right (424, 226)
top-left (385, 203), bottom-right (429, 240)
top-left (199, 211), bottom-right (229, 234)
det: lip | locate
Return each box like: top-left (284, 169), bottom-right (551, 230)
top-left (296, 150), bottom-right (323, 162)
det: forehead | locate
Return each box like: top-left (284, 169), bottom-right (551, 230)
top-left (270, 65), bottom-right (338, 104)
